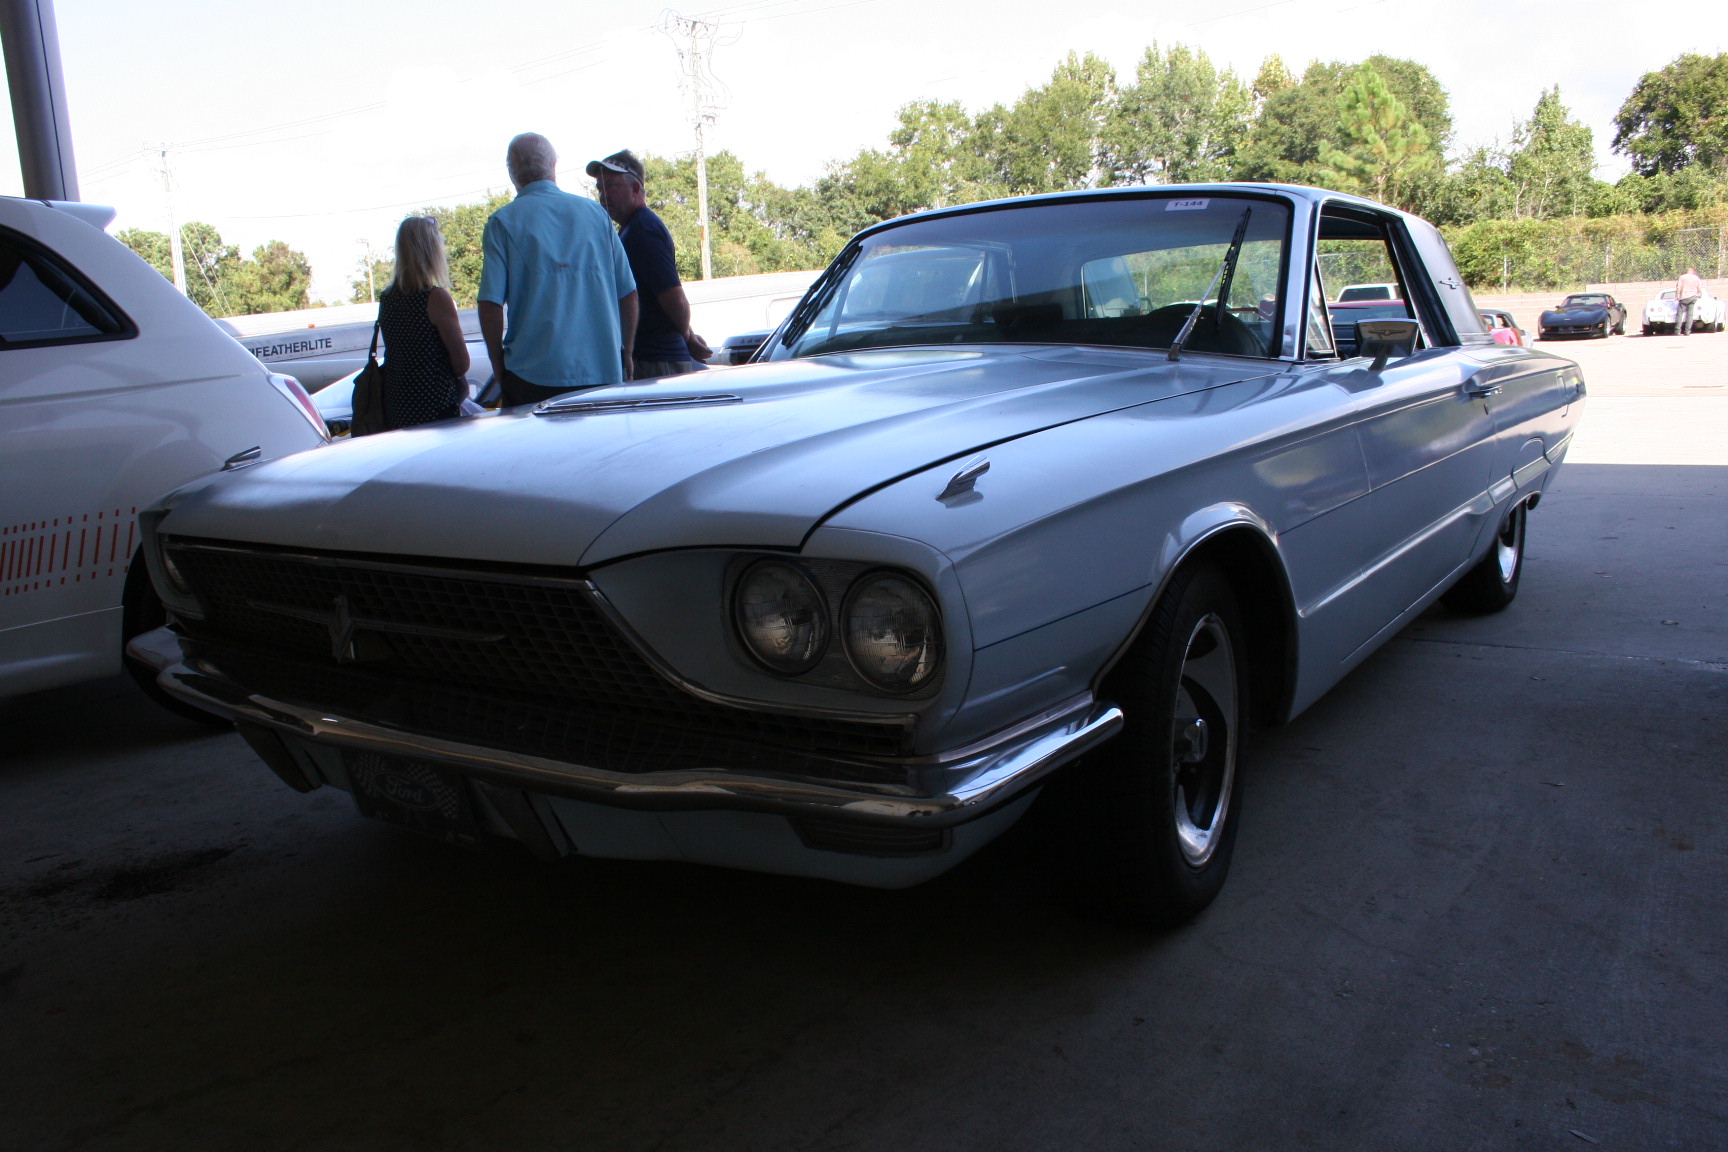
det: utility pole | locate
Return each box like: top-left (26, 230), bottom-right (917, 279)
top-left (661, 10), bottom-right (727, 280)
top-left (358, 238), bottom-right (375, 302)
top-left (155, 145), bottom-right (187, 295)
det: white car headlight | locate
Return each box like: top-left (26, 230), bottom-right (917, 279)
top-left (842, 572), bottom-right (942, 692)
top-left (734, 560), bottom-right (829, 674)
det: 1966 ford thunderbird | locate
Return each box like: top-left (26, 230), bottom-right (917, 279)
top-left (131, 185), bottom-right (1584, 927)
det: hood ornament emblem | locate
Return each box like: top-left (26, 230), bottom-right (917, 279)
top-left (937, 456), bottom-right (990, 503)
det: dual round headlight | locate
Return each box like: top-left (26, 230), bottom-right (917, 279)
top-left (733, 561), bottom-right (942, 692)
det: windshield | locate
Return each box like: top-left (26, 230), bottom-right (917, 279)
top-left (766, 195), bottom-right (1292, 361)
top-left (1565, 295), bottom-right (1609, 306)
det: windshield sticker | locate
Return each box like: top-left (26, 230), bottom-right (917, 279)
top-left (1166, 199), bottom-right (1210, 211)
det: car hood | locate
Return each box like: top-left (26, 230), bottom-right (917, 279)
top-left (1542, 304), bottom-right (1607, 320)
top-left (160, 346), bottom-right (1273, 568)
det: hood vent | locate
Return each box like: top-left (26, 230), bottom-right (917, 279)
top-left (534, 393), bottom-right (743, 417)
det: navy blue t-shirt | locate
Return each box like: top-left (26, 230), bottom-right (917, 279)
top-left (618, 206), bottom-right (689, 361)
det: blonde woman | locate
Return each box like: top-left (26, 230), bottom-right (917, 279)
top-left (379, 216), bottom-right (470, 429)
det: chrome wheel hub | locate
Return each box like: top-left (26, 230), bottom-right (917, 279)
top-left (1170, 612), bottom-right (1237, 867)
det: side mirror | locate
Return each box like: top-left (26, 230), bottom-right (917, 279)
top-left (1357, 319), bottom-right (1421, 371)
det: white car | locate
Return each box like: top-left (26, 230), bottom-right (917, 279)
top-left (1336, 282), bottom-right (1399, 302)
top-left (1642, 288), bottom-right (1724, 335)
top-left (1, 196), bottom-right (329, 717)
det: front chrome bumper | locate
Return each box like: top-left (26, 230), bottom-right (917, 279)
top-left (128, 626), bottom-right (1122, 827)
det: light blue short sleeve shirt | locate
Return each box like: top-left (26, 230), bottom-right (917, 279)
top-left (478, 181), bottom-right (637, 389)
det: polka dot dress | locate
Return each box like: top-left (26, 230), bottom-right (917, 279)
top-left (379, 287), bottom-right (462, 429)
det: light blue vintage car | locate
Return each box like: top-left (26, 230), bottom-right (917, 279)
top-left (131, 185), bottom-right (1584, 927)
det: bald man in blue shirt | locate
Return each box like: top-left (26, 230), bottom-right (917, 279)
top-left (478, 133), bottom-right (638, 408)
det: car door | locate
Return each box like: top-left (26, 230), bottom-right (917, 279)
top-left (1310, 206), bottom-right (1500, 658)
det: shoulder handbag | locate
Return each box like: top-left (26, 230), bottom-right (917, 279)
top-left (349, 313), bottom-right (388, 437)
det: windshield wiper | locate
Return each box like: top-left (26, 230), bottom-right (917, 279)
top-left (779, 243), bottom-right (861, 348)
top-left (1168, 205), bottom-right (1252, 363)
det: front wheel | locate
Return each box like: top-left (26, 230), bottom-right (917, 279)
top-left (1442, 501), bottom-right (1526, 614)
top-left (1048, 564), bottom-right (1247, 928)
top-left (1600, 319), bottom-right (1613, 338)
top-left (1642, 323), bottom-right (1653, 337)
top-left (1613, 318), bottom-right (1625, 335)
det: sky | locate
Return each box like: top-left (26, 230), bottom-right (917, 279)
top-left (4, 0), bottom-right (1725, 304)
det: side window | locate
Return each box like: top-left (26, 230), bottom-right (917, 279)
top-left (1315, 209), bottom-right (1421, 359)
top-left (1304, 266), bottom-right (1336, 358)
top-left (0, 230), bottom-right (131, 350)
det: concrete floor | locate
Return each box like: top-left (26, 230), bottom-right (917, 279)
top-left (2, 339), bottom-right (1723, 1151)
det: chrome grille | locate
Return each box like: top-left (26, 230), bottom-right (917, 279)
top-left (169, 542), bottom-right (911, 769)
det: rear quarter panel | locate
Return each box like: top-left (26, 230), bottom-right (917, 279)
top-left (0, 201), bottom-right (327, 696)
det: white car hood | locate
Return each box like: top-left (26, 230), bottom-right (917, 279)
top-left (159, 346), bottom-right (1273, 567)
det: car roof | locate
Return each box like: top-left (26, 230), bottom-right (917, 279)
top-left (853, 182), bottom-right (1399, 242)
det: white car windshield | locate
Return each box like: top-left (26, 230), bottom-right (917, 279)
top-left (767, 195), bottom-right (1293, 360)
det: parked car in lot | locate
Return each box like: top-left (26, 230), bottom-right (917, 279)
top-left (131, 184), bottom-right (1584, 926)
top-left (1641, 287), bottom-right (1724, 335)
top-left (1538, 292), bottom-right (1626, 339)
top-left (1479, 308), bottom-right (1529, 346)
top-left (1335, 281), bottom-right (1399, 301)
top-left (0, 196), bottom-right (329, 717)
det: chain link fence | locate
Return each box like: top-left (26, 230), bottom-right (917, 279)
top-left (1457, 223), bottom-right (1728, 293)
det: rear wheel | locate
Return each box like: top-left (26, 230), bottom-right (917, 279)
top-left (1442, 502), bottom-right (1526, 614)
top-left (123, 553), bottom-right (231, 728)
top-left (1049, 564), bottom-right (1247, 928)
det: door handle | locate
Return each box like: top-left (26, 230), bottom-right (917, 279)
top-left (222, 446), bottom-right (263, 471)
top-left (1465, 380), bottom-right (1502, 397)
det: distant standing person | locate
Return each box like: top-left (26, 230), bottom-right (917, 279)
top-left (479, 133), bottom-right (638, 407)
top-left (1675, 266), bottom-right (1704, 336)
top-left (587, 149), bottom-right (711, 380)
top-left (379, 215), bottom-right (469, 429)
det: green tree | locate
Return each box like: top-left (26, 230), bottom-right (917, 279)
top-left (1506, 87), bottom-right (1596, 219)
top-left (1314, 65), bottom-right (1439, 208)
top-left (117, 228), bottom-right (173, 281)
top-left (224, 240), bottom-right (313, 314)
top-left (1251, 54), bottom-right (1294, 108)
top-left (350, 256), bottom-right (394, 304)
top-left (972, 52), bottom-right (1116, 195)
top-left (397, 192), bottom-right (511, 306)
top-left (1436, 145), bottom-right (1517, 224)
top-left (1237, 55), bottom-right (1451, 189)
top-left (1104, 43), bottom-right (1251, 185)
top-left (178, 222), bottom-right (240, 315)
top-left (1613, 53), bottom-right (1728, 176)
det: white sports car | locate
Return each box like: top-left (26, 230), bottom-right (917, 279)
top-left (1642, 288), bottom-right (1724, 335)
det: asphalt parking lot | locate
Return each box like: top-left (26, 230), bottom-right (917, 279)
top-left (2, 334), bottom-right (1723, 1152)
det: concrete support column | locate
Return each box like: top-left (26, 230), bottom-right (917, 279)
top-left (1, 0), bottom-right (78, 201)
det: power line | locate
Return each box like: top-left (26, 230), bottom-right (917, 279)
top-left (226, 185), bottom-right (507, 220)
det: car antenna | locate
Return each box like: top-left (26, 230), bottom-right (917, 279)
top-left (1168, 206), bottom-right (1252, 363)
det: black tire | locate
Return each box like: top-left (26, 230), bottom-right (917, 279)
top-left (1442, 502), bottom-right (1526, 614)
top-left (1600, 319), bottom-right (1613, 338)
top-left (1642, 323), bottom-right (1652, 337)
top-left (122, 552), bottom-right (232, 729)
top-left (1613, 318), bottom-right (1625, 335)
top-left (1049, 564), bottom-right (1248, 928)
